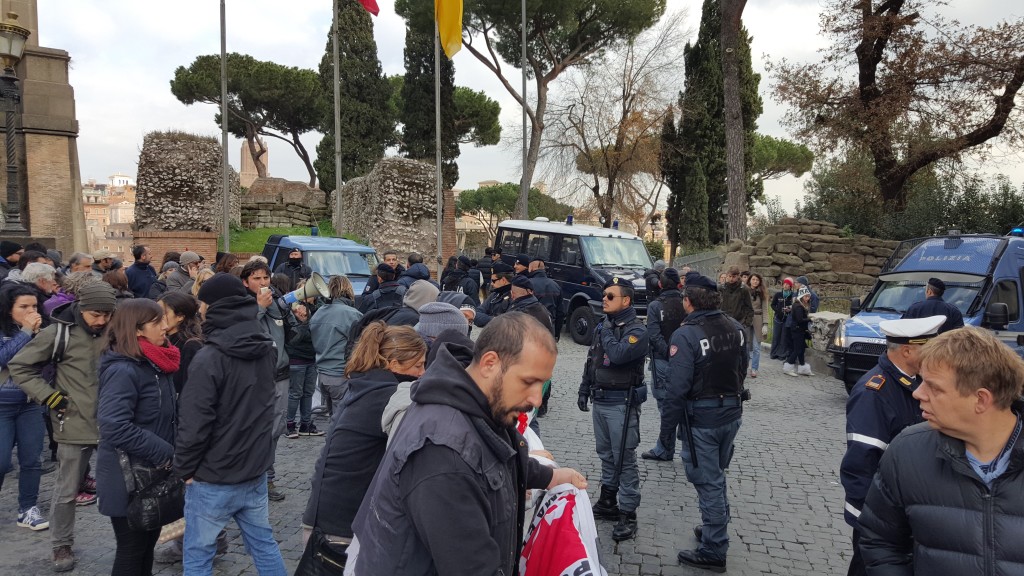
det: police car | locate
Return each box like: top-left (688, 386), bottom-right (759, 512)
top-left (828, 229), bottom-right (1024, 392)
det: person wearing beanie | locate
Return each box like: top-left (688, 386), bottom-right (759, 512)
top-left (0, 240), bottom-right (23, 281)
top-left (527, 258), bottom-right (562, 339)
top-left (415, 302), bottom-right (470, 345)
top-left (783, 287), bottom-right (815, 377)
top-left (273, 248), bottom-right (312, 293)
top-left (514, 254), bottom-right (531, 274)
top-left (9, 281), bottom-right (117, 571)
top-left (404, 279), bottom-right (440, 312)
top-left (174, 271), bottom-right (287, 573)
top-left (509, 275), bottom-right (554, 337)
top-left (794, 275), bottom-right (819, 313)
top-left (770, 278), bottom-right (796, 361)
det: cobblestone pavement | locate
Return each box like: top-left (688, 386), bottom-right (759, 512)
top-left (0, 339), bottom-right (852, 575)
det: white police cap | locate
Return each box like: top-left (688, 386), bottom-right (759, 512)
top-left (879, 315), bottom-right (946, 344)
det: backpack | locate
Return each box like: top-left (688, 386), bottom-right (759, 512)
top-left (344, 306), bottom-right (403, 359)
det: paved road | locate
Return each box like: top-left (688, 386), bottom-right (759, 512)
top-left (0, 339), bottom-right (852, 575)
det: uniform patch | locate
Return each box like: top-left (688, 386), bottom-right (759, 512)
top-left (898, 376), bottom-right (914, 388)
top-left (628, 335), bottom-right (639, 344)
top-left (865, 374), bottom-right (885, 391)
top-left (670, 344), bottom-right (678, 356)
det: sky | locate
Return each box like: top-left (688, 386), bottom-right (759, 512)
top-left (36, 0), bottom-right (1024, 214)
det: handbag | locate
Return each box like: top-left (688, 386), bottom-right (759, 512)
top-left (118, 450), bottom-right (185, 532)
top-left (295, 527), bottom-right (348, 576)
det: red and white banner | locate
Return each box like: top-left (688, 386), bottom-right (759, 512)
top-left (520, 484), bottom-right (606, 576)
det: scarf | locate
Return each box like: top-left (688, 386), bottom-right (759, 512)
top-left (138, 336), bottom-right (181, 374)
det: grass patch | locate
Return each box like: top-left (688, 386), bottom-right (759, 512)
top-left (220, 220), bottom-right (337, 253)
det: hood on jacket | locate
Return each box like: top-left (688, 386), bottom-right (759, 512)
top-left (202, 295), bottom-right (275, 360)
top-left (98, 350), bottom-right (147, 379)
top-left (410, 336), bottom-right (490, 422)
top-left (401, 263), bottom-right (432, 282)
top-left (340, 368), bottom-right (401, 409)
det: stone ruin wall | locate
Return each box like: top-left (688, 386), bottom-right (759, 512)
top-left (241, 177), bottom-right (329, 229)
top-left (134, 131), bottom-right (242, 232)
top-left (333, 157), bottom-right (456, 268)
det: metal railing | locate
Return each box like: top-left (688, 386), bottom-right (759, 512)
top-left (672, 249), bottom-right (723, 277)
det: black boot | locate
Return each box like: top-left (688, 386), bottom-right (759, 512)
top-left (592, 485), bottom-right (619, 520)
top-left (612, 511), bottom-right (638, 541)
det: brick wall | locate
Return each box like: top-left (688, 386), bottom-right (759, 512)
top-left (133, 230), bottom-right (219, 265)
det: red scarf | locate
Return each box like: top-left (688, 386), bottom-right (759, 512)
top-left (138, 337), bottom-right (181, 374)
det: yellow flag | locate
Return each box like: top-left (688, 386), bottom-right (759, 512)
top-left (435, 0), bottom-right (463, 59)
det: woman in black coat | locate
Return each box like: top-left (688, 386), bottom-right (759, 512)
top-left (96, 299), bottom-right (178, 576)
top-left (298, 322), bottom-right (427, 575)
top-left (784, 288), bottom-right (814, 377)
top-left (157, 291), bottom-right (203, 396)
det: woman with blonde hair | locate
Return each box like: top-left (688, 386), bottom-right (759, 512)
top-left (189, 268), bottom-right (215, 298)
top-left (299, 322), bottom-right (427, 574)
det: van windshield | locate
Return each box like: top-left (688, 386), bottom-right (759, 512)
top-left (304, 251), bottom-right (378, 278)
top-left (580, 236), bottom-right (652, 268)
top-left (865, 279), bottom-right (983, 314)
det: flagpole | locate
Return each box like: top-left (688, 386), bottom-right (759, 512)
top-left (434, 20), bottom-right (444, 276)
top-left (333, 0), bottom-right (343, 231)
top-left (220, 0), bottom-right (230, 251)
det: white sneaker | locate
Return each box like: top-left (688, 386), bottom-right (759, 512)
top-left (782, 363), bottom-right (798, 376)
top-left (798, 364), bottom-right (815, 377)
top-left (17, 506), bottom-right (49, 531)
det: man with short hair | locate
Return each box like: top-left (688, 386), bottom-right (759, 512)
top-left (348, 313), bottom-right (587, 575)
top-left (358, 263), bottom-right (407, 313)
top-left (66, 253), bottom-right (93, 274)
top-left (273, 247), bottom-right (312, 292)
top-left (90, 250), bottom-right (114, 277)
top-left (528, 258), bottom-right (562, 336)
top-left (362, 250), bottom-right (402, 295)
top-left (578, 277), bottom-right (649, 542)
top-left (840, 315), bottom-right (946, 576)
top-left (642, 268), bottom-right (685, 462)
top-left (665, 274), bottom-right (748, 572)
top-left (474, 262), bottom-right (514, 327)
top-left (0, 240), bottom-right (24, 280)
top-left (177, 273), bottom-right (287, 575)
top-left (10, 283), bottom-right (118, 572)
top-left (397, 255), bottom-right (438, 289)
top-left (902, 277), bottom-right (964, 334)
top-left (240, 260), bottom-right (292, 502)
top-left (858, 326), bottom-right (1024, 575)
top-left (124, 245), bottom-right (157, 298)
top-left (719, 265), bottom-right (754, 331)
top-left (166, 251), bottom-right (200, 293)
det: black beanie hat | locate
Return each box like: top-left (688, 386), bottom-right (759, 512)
top-left (197, 272), bottom-right (248, 305)
top-left (0, 241), bottom-right (22, 259)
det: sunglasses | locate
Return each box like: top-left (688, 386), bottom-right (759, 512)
top-left (490, 276), bottom-right (500, 281)
top-left (603, 292), bottom-right (619, 301)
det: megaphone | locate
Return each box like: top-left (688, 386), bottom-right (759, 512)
top-left (284, 272), bottom-right (330, 304)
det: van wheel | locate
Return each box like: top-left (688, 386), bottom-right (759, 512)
top-left (569, 306), bottom-right (596, 346)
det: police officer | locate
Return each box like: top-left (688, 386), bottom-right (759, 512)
top-left (901, 277), bottom-right (964, 334)
top-left (473, 262), bottom-right (514, 327)
top-left (527, 258), bottom-right (562, 338)
top-left (509, 275), bottom-right (554, 336)
top-left (642, 268), bottom-right (685, 461)
top-left (664, 273), bottom-right (747, 572)
top-left (578, 276), bottom-right (649, 542)
top-left (840, 314), bottom-right (945, 576)
top-left (514, 253), bottom-right (531, 275)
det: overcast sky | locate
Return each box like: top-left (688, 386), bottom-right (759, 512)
top-left (37, 0), bottom-right (1024, 213)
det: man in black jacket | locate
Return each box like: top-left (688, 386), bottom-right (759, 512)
top-left (859, 326), bottom-right (1024, 575)
top-left (272, 248), bottom-right (312, 292)
top-left (358, 263), bottom-right (406, 313)
top-left (473, 262), bottom-right (514, 327)
top-left (176, 273), bottom-right (286, 574)
top-left (642, 268), bottom-right (685, 462)
top-left (348, 313), bottom-right (587, 576)
top-left (528, 258), bottom-right (563, 338)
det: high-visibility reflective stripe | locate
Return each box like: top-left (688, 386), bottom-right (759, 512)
top-left (848, 433), bottom-right (888, 450)
top-left (845, 502), bottom-right (861, 518)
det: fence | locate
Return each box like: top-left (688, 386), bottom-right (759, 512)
top-left (671, 250), bottom-right (723, 277)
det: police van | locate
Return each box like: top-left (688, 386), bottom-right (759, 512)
top-left (261, 234), bottom-right (379, 294)
top-left (494, 218), bottom-right (654, 345)
top-left (828, 229), bottom-right (1024, 392)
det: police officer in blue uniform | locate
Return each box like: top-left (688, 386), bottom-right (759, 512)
top-left (664, 273), bottom-right (747, 572)
top-left (840, 314), bottom-right (946, 576)
top-left (578, 276), bottom-right (649, 542)
top-left (473, 262), bottom-right (514, 327)
top-left (901, 277), bottom-right (964, 334)
top-left (642, 268), bottom-right (685, 461)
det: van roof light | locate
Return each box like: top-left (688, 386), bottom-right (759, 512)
top-left (534, 217), bottom-right (549, 222)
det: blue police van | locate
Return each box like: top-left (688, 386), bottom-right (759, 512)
top-left (261, 234), bottom-right (379, 294)
top-left (828, 229), bottom-right (1024, 392)
top-left (494, 218), bottom-right (654, 345)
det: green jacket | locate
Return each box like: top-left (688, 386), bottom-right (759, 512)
top-left (9, 304), bottom-right (107, 445)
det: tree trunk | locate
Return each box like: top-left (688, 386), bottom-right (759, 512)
top-left (720, 0), bottom-right (747, 241)
top-left (245, 134), bottom-right (268, 178)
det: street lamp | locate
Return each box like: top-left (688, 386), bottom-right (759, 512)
top-left (721, 203), bottom-right (729, 243)
top-left (0, 12), bottom-right (29, 234)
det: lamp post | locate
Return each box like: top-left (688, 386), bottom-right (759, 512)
top-left (0, 12), bottom-right (29, 234)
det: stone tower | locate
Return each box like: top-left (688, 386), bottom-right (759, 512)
top-left (239, 138), bottom-right (268, 188)
top-left (0, 0), bottom-right (87, 254)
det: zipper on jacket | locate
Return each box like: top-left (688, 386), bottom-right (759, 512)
top-left (982, 490), bottom-right (993, 575)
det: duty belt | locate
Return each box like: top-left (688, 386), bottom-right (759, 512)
top-left (690, 395), bottom-right (742, 408)
top-left (592, 389), bottom-right (630, 403)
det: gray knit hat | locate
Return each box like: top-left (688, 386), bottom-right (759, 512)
top-left (415, 302), bottom-right (468, 340)
top-left (77, 282), bottom-right (117, 312)
top-left (404, 279), bottom-right (440, 312)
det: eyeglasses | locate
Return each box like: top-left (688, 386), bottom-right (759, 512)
top-left (490, 276), bottom-right (499, 281)
top-left (603, 293), bottom-right (618, 301)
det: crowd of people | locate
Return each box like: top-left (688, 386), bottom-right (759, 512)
top-left (1, 236), bottom-right (1021, 576)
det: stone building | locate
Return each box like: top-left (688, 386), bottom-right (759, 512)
top-left (82, 174), bottom-right (136, 261)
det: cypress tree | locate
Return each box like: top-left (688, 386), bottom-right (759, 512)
top-left (314, 0), bottom-right (395, 195)
top-left (396, 0), bottom-right (459, 190)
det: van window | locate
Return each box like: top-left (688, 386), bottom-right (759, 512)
top-left (526, 233), bottom-right (553, 260)
top-left (499, 230), bottom-right (523, 255)
top-left (558, 236), bottom-right (582, 265)
top-left (579, 236), bottom-right (652, 268)
top-left (991, 279), bottom-right (1020, 322)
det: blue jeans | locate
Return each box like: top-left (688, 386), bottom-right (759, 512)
top-left (183, 474), bottom-right (286, 576)
top-left (680, 418), bottom-right (742, 561)
top-left (287, 363), bottom-right (318, 425)
top-left (593, 401), bottom-right (641, 512)
top-left (749, 326), bottom-right (761, 371)
top-left (647, 358), bottom-right (676, 459)
top-left (0, 401), bottom-right (45, 511)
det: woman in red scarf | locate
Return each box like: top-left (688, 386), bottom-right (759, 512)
top-left (95, 299), bottom-right (179, 576)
